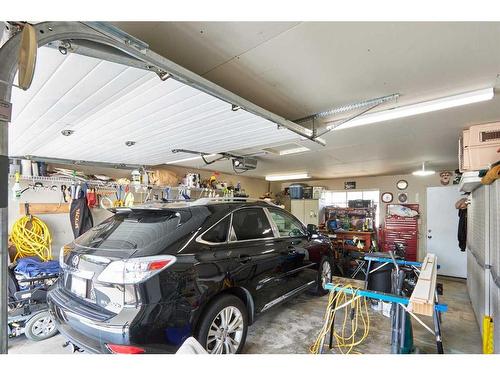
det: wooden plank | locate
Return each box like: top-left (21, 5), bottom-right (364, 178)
top-left (19, 203), bottom-right (70, 215)
top-left (332, 276), bottom-right (365, 289)
top-left (409, 253), bottom-right (438, 316)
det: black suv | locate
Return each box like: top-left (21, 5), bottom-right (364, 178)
top-left (48, 199), bottom-right (334, 354)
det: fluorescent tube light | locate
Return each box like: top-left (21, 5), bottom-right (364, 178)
top-left (265, 173), bottom-right (310, 181)
top-left (327, 88), bottom-right (494, 130)
top-left (166, 154), bottom-right (217, 164)
top-left (278, 146), bottom-right (310, 156)
top-left (412, 162), bottom-right (435, 177)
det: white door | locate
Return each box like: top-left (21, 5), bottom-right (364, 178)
top-left (426, 185), bottom-right (467, 277)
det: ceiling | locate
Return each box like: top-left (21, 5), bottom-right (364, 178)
top-left (111, 22), bottom-right (500, 178)
top-left (9, 22), bottom-right (500, 179)
top-left (9, 46), bottom-right (299, 165)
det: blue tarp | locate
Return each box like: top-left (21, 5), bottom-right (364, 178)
top-left (14, 257), bottom-right (60, 278)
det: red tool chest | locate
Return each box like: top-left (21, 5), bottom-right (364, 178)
top-left (382, 204), bottom-right (419, 261)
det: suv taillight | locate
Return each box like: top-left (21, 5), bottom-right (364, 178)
top-left (106, 344), bottom-right (145, 354)
top-left (97, 255), bottom-right (176, 284)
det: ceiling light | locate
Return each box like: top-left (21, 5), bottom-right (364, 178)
top-left (166, 154), bottom-right (218, 164)
top-left (265, 173), bottom-right (310, 181)
top-left (278, 146), bottom-right (310, 156)
top-left (125, 141), bottom-right (136, 147)
top-left (327, 88), bottom-right (494, 131)
top-left (61, 129), bottom-right (74, 136)
top-left (412, 162), bottom-right (435, 177)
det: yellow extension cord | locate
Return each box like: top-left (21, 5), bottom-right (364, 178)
top-left (310, 284), bottom-right (370, 354)
top-left (10, 215), bottom-right (52, 261)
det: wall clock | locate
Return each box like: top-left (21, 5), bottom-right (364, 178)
top-left (398, 192), bottom-right (408, 203)
top-left (381, 192), bottom-right (393, 203)
top-left (396, 180), bottom-right (408, 190)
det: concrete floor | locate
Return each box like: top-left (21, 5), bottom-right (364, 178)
top-left (8, 277), bottom-right (481, 354)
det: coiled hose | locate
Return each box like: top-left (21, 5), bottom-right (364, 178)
top-left (310, 284), bottom-right (370, 354)
top-left (10, 215), bottom-right (52, 261)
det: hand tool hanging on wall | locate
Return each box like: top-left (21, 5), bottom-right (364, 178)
top-left (86, 187), bottom-right (98, 208)
top-left (114, 185), bottom-right (124, 207)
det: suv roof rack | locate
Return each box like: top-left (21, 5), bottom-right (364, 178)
top-left (192, 197), bottom-right (277, 206)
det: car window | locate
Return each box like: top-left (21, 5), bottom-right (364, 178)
top-left (269, 209), bottom-right (306, 237)
top-left (201, 216), bottom-right (230, 243)
top-left (231, 208), bottom-right (274, 241)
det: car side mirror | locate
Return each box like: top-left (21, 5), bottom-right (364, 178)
top-left (307, 224), bottom-right (318, 236)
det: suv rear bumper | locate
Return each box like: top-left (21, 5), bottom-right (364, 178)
top-left (47, 285), bottom-right (191, 353)
top-left (48, 287), bottom-right (133, 353)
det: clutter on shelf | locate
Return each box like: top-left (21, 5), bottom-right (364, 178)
top-left (324, 204), bottom-right (376, 233)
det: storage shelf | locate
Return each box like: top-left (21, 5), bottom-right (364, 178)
top-left (459, 171), bottom-right (482, 193)
top-left (9, 174), bottom-right (222, 192)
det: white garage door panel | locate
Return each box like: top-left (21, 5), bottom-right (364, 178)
top-left (9, 46), bottom-right (299, 165)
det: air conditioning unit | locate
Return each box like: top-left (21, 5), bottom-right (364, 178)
top-left (459, 121), bottom-right (500, 172)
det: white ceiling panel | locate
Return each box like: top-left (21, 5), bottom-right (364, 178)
top-left (111, 22), bottom-right (500, 179)
top-left (9, 46), bottom-right (300, 165)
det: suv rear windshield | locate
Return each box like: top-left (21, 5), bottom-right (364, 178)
top-left (74, 209), bottom-right (191, 255)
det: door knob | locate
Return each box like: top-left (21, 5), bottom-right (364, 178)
top-left (427, 235), bottom-right (432, 239)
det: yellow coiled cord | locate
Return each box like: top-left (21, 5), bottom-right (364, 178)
top-left (10, 215), bottom-right (52, 261)
top-left (310, 284), bottom-right (370, 354)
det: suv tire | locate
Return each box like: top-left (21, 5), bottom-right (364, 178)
top-left (315, 256), bottom-right (333, 295)
top-left (196, 294), bottom-right (248, 354)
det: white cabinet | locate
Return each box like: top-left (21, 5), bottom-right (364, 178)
top-left (290, 199), bottom-right (323, 226)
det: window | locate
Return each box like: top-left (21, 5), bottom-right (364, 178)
top-left (74, 209), bottom-right (190, 252)
top-left (321, 190), bottom-right (380, 227)
top-left (231, 208), bottom-right (274, 241)
top-left (269, 209), bottom-right (305, 237)
top-left (201, 216), bottom-right (230, 243)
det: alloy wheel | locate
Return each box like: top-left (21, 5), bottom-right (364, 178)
top-left (206, 306), bottom-right (244, 354)
top-left (321, 261), bottom-right (332, 288)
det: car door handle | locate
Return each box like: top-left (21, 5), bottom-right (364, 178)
top-left (239, 254), bottom-right (252, 263)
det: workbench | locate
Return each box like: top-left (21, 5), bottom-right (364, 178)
top-left (326, 230), bottom-right (374, 252)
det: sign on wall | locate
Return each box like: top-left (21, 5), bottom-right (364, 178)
top-left (344, 181), bottom-right (356, 190)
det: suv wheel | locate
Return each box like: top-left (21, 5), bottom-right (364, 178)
top-left (316, 257), bottom-right (333, 295)
top-left (196, 294), bottom-right (248, 354)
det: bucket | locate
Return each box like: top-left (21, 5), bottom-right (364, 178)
top-left (367, 261), bottom-right (394, 294)
top-left (288, 184), bottom-right (304, 199)
top-left (21, 159), bottom-right (32, 176)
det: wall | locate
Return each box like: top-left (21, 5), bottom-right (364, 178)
top-left (273, 173), bottom-right (447, 260)
top-left (7, 163), bottom-right (269, 262)
top-left (165, 165), bottom-right (270, 199)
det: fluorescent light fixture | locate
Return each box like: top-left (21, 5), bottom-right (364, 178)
top-left (327, 88), bottom-right (494, 130)
top-left (278, 146), bottom-right (310, 156)
top-left (412, 162), bottom-right (435, 177)
top-left (166, 154), bottom-right (217, 164)
top-left (265, 173), bottom-right (310, 181)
